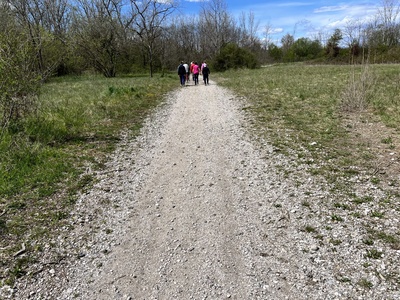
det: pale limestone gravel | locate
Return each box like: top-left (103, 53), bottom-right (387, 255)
top-left (5, 79), bottom-right (400, 299)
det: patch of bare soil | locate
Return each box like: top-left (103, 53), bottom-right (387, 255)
top-left (343, 111), bottom-right (400, 187)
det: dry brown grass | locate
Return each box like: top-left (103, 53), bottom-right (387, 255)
top-left (340, 65), bottom-right (375, 112)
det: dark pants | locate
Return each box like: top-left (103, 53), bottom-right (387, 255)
top-left (193, 73), bottom-right (199, 85)
top-left (203, 74), bottom-right (209, 85)
top-left (179, 74), bottom-right (186, 85)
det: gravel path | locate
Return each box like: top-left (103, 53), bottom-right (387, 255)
top-left (7, 80), bottom-right (400, 299)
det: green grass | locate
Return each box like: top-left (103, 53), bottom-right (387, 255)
top-left (365, 228), bottom-right (400, 249)
top-left (213, 64), bottom-right (400, 284)
top-left (331, 214), bottom-right (344, 222)
top-left (304, 225), bottom-right (317, 233)
top-left (358, 278), bottom-right (374, 289)
top-left (214, 64), bottom-right (400, 186)
top-left (0, 73), bottom-right (177, 285)
top-left (364, 248), bottom-right (383, 259)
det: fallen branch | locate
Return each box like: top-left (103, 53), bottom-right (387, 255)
top-left (13, 243), bottom-right (26, 257)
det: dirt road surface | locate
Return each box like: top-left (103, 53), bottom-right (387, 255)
top-left (8, 79), bottom-right (400, 299)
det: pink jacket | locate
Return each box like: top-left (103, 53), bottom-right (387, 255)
top-left (192, 64), bottom-right (199, 74)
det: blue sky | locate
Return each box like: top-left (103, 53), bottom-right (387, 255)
top-left (180, 0), bottom-right (380, 44)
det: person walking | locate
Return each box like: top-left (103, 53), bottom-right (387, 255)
top-left (190, 61), bottom-right (195, 81)
top-left (201, 61), bottom-right (207, 75)
top-left (192, 62), bottom-right (200, 85)
top-left (202, 63), bottom-right (210, 85)
top-left (177, 61), bottom-right (186, 86)
top-left (183, 62), bottom-right (189, 83)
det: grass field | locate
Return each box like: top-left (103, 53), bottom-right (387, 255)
top-left (214, 63), bottom-right (400, 187)
top-left (214, 64), bottom-right (400, 281)
top-left (1, 64), bottom-right (399, 286)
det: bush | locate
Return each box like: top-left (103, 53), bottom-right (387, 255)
top-left (212, 43), bottom-right (259, 71)
top-left (292, 38), bottom-right (323, 61)
top-left (0, 27), bottom-right (41, 127)
top-left (341, 65), bottom-right (375, 112)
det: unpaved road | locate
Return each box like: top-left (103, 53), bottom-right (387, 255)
top-left (8, 80), bottom-right (400, 299)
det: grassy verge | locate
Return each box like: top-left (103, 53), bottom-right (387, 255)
top-left (213, 64), bottom-right (400, 292)
top-left (214, 63), bottom-right (400, 186)
top-left (0, 73), bottom-right (177, 285)
top-left (214, 64), bottom-right (400, 287)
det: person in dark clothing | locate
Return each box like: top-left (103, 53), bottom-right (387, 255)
top-left (202, 64), bottom-right (210, 85)
top-left (177, 61), bottom-right (186, 86)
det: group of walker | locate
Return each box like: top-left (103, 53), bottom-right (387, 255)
top-left (178, 61), bottom-right (210, 86)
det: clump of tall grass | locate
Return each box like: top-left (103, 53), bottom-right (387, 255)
top-left (340, 64), bottom-right (375, 112)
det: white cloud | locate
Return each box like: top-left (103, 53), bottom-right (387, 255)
top-left (311, 3), bottom-right (378, 30)
top-left (327, 16), bottom-right (354, 28)
top-left (271, 27), bottom-right (284, 34)
top-left (154, 0), bottom-right (175, 3)
top-left (275, 2), bottom-right (314, 7)
top-left (314, 5), bottom-right (349, 13)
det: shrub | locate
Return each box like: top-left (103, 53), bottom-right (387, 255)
top-left (340, 65), bottom-right (375, 112)
top-left (292, 38), bottom-right (322, 61)
top-left (213, 43), bottom-right (259, 71)
top-left (0, 25), bottom-right (41, 127)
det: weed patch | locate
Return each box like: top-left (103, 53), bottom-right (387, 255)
top-left (364, 248), bottom-right (383, 259)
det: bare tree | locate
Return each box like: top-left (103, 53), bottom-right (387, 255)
top-left (6, 0), bottom-right (70, 79)
top-left (376, 0), bottom-right (400, 47)
top-left (70, 0), bottom-right (133, 77)
top-left (173, 15), bottom-right (201, 58)
top-left (199, 0), bottom-right (236, 58)
top-left (42, 0), bottom-right (70, 37)
top-left (342, 19), bottom-right (366, 62)
top-left (343, 19), bottom-right (364, 47)
top-left (129, 0), bottom-right (178, 77)
top-left (237, 11), bottom-right (260, 49)
top-left (262, 21), bottom-right (274, 50)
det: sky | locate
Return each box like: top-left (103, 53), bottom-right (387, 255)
top-left (180, 0), bottom-right (382, 44)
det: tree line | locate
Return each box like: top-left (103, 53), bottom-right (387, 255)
top-left (266, 0), bottom-right (400, 64)
top-left (1, 0), bottom-right (400, 126)
top-left (0, 0), bottom-right (264, 80)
